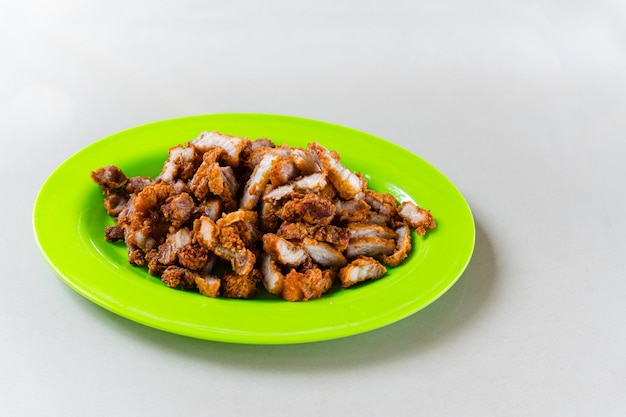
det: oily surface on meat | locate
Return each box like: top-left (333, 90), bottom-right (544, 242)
top-left (92, 131), bottom-right (436, 301)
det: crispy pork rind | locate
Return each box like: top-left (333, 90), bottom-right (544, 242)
top-left (92, 132), bottom-right (436, 301)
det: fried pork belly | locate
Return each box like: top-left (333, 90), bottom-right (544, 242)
top-left (216, 209), bottom-right (260, 247)
top-left (161, 266), bottom-right (198, 290)
top-left (221, 269), bottom-right (261, 299)
top-left (363, 189), bottom-right (398, 218)
top-left (345, 236), bottom-right (396, 259)
top-left (190, 131), bottom-right (250, 167)
top-left (282, 267), bottom-right (334, 302)
top-left (161, 192), bottom-right (194, 228)
top-left (302, 238), bottom-right (347, 268)
top-left (196, 198), bottom-right (222, 221)
top-left (347, 223), bottom-right (398, 240)
top-left (240, 150), bottom-right (280, 210)
top-left (105, 225), bottom-right (125, 242)
top-left (158, 145), bottom-right (199, 184)
top-left (339, 256), bottom-right (386, 288)
top-left (334, 198), bottom-right (371, 223)
top-left (277, 193), bottom-right (336, 225)
top-left (103, 192), bottom-right (129, 216)
top-left (189, 148), bottom-right (239, 211)
top-left (157, 227), bottom-right (191, 265)
top-left (276, 222), bottom-right (350, 251)
top-left (398, 201), bottom-right (436, 236)
top-left (260, 253), bottom-right (284, 296)
top-left (195, 216), bottom-right (256, 275)
top-left (195, 274), bottom-right (221, 298)
top-left (125, 176), bottom-right (154, 194)
top-left (122, 182), bottom-right (175, 261)
top-left (263, 172), bottom-right (328, 202)
top-left (308, 142), bottom-right (366, 199)
top-left (177, 242), bottom-right (210, 271)
top-left (262, 233), bottom-right (308, 267)
top-left (91, 165), bottom-right (128, 192)
top-left (382, 223), bottom-right (413, 267)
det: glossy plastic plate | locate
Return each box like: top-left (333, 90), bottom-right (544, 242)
top-left (33, 113), bottom-right (474, 344)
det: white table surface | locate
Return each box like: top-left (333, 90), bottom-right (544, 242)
top-left (2, 1), bottom-right (625, 416)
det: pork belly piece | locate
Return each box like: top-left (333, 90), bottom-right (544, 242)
top-left (334, 198), bottom-right (371, 223)
top-left (190, 131), bottom-right (250, 167)
top-left (189, 148), bottom-right (239, 211)
top-left (221, 269), bottom-right (262, 299)
top-left (277, 222), bottom-right (350, 251)
top-left (344, 236), bottom-right (396, 259)
top-left (277, 193), bottom-right (336, 225)
top-left (363, 189), bottom-right (398, 218)
top-left (339, 256), bottom-right (387, 288)
top-left (105, 225), bottom-right (125, 242)
top-left (382, 223), bottom-right (413, 267)
top-left (241, 137), bottom-right (276, 163)
top-left (91, 165), bottom-right (128, 193)
top-left (240, 151), bottom-right (280, 210)
top-left (158, 145), bottom-right (199, 184)
top-left (161, 192), bottom-right (195, 228)
top-left (346, 223), bottom-right (398, 240)
top-left (263, 172), bottom-right (328, 202)
top-left (103, 192), bottom-right (129, 217)
top-left (308, 142), bottom-right (366, 199)
top-left (125, 176), bottom-right (154, 194)
top-left (161, 265), bottom-right (198, 290)
top-left (259, 199), bottom-right (281, 233)
top-left (196, 198), bottom-right (222, 221)
top-left (195, 275), bottom-right (221, 298)
top-left (302, 237), bottom-right (347, 268)
top-left (195, 216), bottom-right (256, 275)
top-left (364, 211), bottom-right (390, 225)
top-left (157, 227), bottom-right (192, 265)
top-left (269, 155), bottom-right (299, 186)
top-left (398, 201), bottom-right (436, 235)
top-left (282, 267), bottom-right (334, 302)
top-left (260, 253), bottom-right (284, 296)
top-left (262, 233), bottom-right (308, 267)
top-left (177, 242), bottom-right (210, 271)
top-left (216, 209), bottom-right (260, 247)
top-left (123, 182), bottom-right (175, 259)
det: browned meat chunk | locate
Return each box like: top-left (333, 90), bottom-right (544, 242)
top-left (91, 165), bottom-right (128, 193)
top-left (103, 192), bottom-right (129, 216)
top-left (345, 236), bottom-right (396, 259)
top-left (157, 145), bottom-right (199, 184)
top-left (382, 223), bottom-right (413, 267)
top-left (221, 269), bottom-right (262, 299)
top-left (339, 256), bottom-right (386, 288)
top-left (277, 193), bottom-right (336, 225)
top-left (161, 192), bottom-right (194, 228)
top-left (276, 222), bottom-right (350, 251)
top-left (195, 216), bottom-right (256, 276)
top-left (398, 201), bottom-right (436, 235)
top-left (308, 142), bottom-right (366, 199)
top-left (190, 131), bottom-right (250, 167)
top-left (260, 253), bottom-right (284, 296)
top-left (302, 238), bottom-right (348, 267)
top-left (282, 267), bottom-right (334, 302)
top-left (334, 198), bottom-right (371, 223)
top-left (262, 233), bottom-right (308, 267)
top-left (194, 275), bottom-right (221, 298)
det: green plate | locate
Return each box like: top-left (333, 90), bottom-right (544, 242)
top-left (33, 113), bottom-right (474, 344)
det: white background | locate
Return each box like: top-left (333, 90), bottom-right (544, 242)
top-left (2, 1), bottom-right (625, 416)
